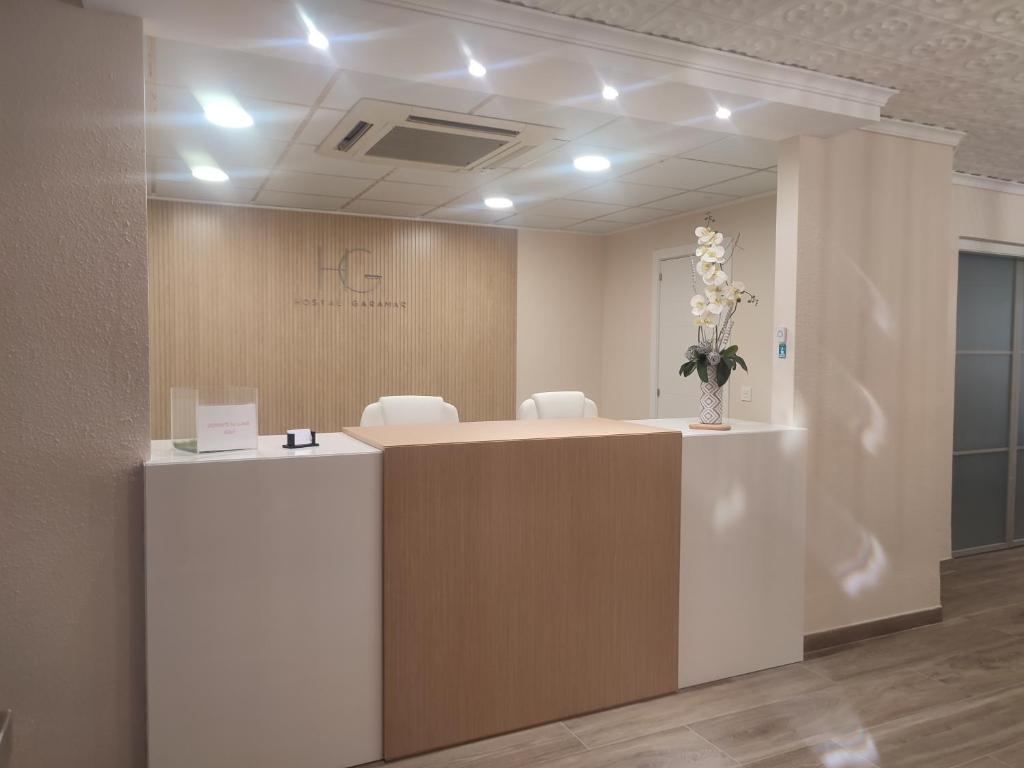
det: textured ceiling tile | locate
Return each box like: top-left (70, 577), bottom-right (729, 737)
top-left (636, 5), bottom-right (742, 48)
top-left (667, 0), bottom-right (777, 22)
top-left (753, 0), bottom-right (887, 39)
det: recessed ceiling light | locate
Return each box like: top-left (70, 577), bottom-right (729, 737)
top-left (299, 11), bottom-right (329, 50)
top-left (191, 166), bottom-right (229, 183)
top-left (308, 28), bottom-right (329, 50)
top-left (202, 99), bottom-right (253, 129)
top-left (715, 106), bottom-right (732, 120)
top-left (601, 84), bottom-right (619, 101)
top-left (467, 59), bottom-right (487, 78)
top-left (573, 155), bottom-right (611, 173)
top-left (484, 196), bottom-right (513, 210)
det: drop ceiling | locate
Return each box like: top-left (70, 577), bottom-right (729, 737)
top-left (145, 36), bottom-right (778, 233)
top-left (498, 0), bottom-right (1024, 183)
top-left (86, 0), bottom-right (903, 231)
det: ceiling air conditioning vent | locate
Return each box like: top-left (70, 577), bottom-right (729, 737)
top-left (317, 99), bottom-right (560, 172)
top-left (337, 120), bottom-right (373, 151)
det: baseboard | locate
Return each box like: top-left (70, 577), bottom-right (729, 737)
top-left (803, 606), bottom-right (944, 654)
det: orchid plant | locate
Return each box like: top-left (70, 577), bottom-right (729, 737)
top-left (679, 215), bottom-right (758, 387)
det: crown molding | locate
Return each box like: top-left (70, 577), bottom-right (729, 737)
top-left (860, 118), bottom-right (964, 147)
top-left (952, 172), bottom-right (1024, 196)
top-left (367, 0), bottom-right (897, 119)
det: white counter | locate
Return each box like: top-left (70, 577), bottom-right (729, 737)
top-left (144, 434), bottom-right (383, 768)
top-left (147, 431), bottom-right (378, 464)
top-left (633, 419), bottom-right (807, 688)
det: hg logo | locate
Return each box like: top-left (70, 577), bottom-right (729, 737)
top-left (318, 247), bottom-right (382, 294)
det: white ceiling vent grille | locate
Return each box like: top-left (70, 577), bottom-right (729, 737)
top-left (317, 99), bottom-right (561, 172)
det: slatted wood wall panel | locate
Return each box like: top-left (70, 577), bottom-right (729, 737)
top-left (148, 200), bottom-right (517, 438)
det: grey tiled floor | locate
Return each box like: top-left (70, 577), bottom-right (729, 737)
top-left (385, 546), bottom-right (1024, 768)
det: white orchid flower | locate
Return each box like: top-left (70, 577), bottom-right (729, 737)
top-left (690, 294), bottom-right (708, 316)
top-left (698, 260), bottom-right (718, 279)
top-left (707, 298), bottom-right (726, 315)
top-left (697, 244), bottom-right (725, 263)
top-left (694, 226), bottom-right (711, 240)
top-left (694, 312), bottom-right (715, 327)
top-left (702, 265), bottom-right (729, 287)
top-left (723, 281), bottom-right (745, 304)
top-left (705, 285), bottom-right (723, 301)
top-left (697, 229), bottom-right (724, 247)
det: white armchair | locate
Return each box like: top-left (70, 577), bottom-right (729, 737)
top-left (517, 391), bottom-right (598, 420)
top-left (359, 395), bottom-right (460, 427)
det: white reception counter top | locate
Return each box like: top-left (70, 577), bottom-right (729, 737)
top-left (147, 432), bottom-right (379, 465)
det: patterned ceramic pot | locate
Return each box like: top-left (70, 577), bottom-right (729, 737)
top-left (699, 365), bottom-right (724, 425)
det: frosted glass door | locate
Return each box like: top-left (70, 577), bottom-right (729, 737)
top-left (952, 252), bottom-right (1019, 553)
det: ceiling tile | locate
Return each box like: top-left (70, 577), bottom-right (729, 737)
top-left (620, 158), bottom-right (751, 190)
top-left (264, 170), bottom-right (374, 198)
top-left (343, 199), bottom-right (434, 217)
top-left (294, 109), bottom-right (347, 146)
top-left (151, 179), bottom-right (257, 204)
top-left (646, 190), bottom-right (737, 212)
top-left (682, 136), bottom-right (778, 169)
top-left (322, 70), bottom-right (487, 113)
top-left (569, 220), bottom-right (627, 234)
top-left (526, 199), bottom-right (623, 219)
top-left (147, 121), bottom-right (287, 173)
top-left (496, 212), bottom-right (582, 229)
top-left (567, 181), bottom-right (678, 206)
top-left (254, 191), bottom-right (349, 211)
top-left (599, 207), bottom-right (675, 225)
top-left (578, 117), bottom-right (724, 155)
top-left (386, 166), bottom-right (511, 189)
top-left (534, 0), bottom-right (679, 28)
top-left (148, 155), bottom-right (267, 189)
top-left (495, 144), bottom-right (664, 202)
top-left (699, 170), bottom-right (778, 196)
top-left (149, 37), bottom-right (336, 106)
top-left (473, 96), bottom-right (616, 141)
top-left (147, 84), bottom-right (309, 144)
top-left (362, 181), bottom-right (460, 206)
top-left (425, 205), bottom-right (513, 224)
top-left (276, 144), bottom-right (392, 179)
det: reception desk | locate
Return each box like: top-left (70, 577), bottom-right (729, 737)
top-left (144, 435), bottom-right (384, 768)
top-left (633, 419), bottom-right (807, 687)
top-left (144, 418), bottom-right (805, 768)
top-left (344, 418), bottom-right (681, 758)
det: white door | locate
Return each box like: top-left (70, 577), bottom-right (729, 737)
top-left (656, 255), bottom-right (728, 418)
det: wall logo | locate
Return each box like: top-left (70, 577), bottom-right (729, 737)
top-left (319, 247), bottom-right (382, 294)
top-left (294, 246), bottom-right (408, 309)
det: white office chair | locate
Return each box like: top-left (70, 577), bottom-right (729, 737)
top-left (359, 395), bottom-right (460, 427)
top-left (517, 391), bottom-right (598, 420)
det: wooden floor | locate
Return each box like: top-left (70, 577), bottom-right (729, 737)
top-left (386, 546), bottom-right (1024, 768)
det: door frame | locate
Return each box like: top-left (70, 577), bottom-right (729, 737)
top-left (651, 245), bottom-right (729, 420)
top-left (954, 237), bottom-right (1024, 556)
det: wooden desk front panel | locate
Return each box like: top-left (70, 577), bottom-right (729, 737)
top-left (383, 432), bottom-right (681, 759)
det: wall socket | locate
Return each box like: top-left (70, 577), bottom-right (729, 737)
top-left (740, 385), bottom-right (752, 402)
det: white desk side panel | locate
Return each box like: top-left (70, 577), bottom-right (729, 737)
top-left (634, 420), bottom-right (807, 688)
top-left (144, 446), bottom-right (383, 768)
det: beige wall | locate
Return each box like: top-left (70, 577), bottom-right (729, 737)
top-left (516, 230), bottom-right (606, 409)
top-left (955, 183), bottom-right (1024, 244)
top-left (601, 195), bottom-right (777, 421)
top-left (149, 200), bottom-right (517, 435)
top-left (0, 2), bottom-right (148, 767)
top-left (775, 131), bottom-right (956, 634)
